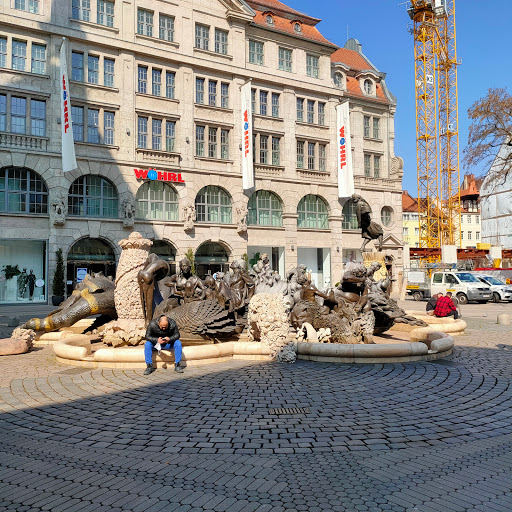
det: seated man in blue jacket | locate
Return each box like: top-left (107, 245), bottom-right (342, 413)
top-left (144, 315), bottom-right (183, 375)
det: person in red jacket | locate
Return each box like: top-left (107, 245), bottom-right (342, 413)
top-left (434, 292), bottom-right (458, 319)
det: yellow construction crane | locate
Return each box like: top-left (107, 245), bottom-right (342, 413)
top-left (408, 0), bottom-right (461, 254)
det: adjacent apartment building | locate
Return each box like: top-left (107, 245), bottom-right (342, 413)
top-left (0, 0), bottom-right (405, 304)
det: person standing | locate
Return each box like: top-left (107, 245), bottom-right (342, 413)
top-left (144, 315), bottom-right (183, 375)
top-left (426, 293), bottom-right (440, 316)
top-left (434, 292), bottom-right (458, 320)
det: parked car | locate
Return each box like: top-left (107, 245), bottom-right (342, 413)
top-left (475, 275), bottom-right (512, 303)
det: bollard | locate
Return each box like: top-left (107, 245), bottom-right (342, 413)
top-left (497, 313), bottom-right (511, 326)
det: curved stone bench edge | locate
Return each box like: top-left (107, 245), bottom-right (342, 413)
top-left (54, 335), bottom-right (91, 361)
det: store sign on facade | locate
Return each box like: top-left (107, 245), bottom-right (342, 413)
top-left (134, 169), bottom-right (185, 183)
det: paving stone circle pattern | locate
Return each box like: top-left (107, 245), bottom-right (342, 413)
top-left (0, 315), bottom-right (511, 511)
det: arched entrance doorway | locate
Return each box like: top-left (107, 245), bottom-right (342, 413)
top-left (66, 238), bottom-right (116, 295)
top-left (150, 240), bottom-right (177, 276)
top-left (195, 242), bottom-right (229, 279)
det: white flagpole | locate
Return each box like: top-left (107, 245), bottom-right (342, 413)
top-left (336, 101), bottom-right (354, 198)
top-left (241, 80), bottom-right (254, 191)
top-left (60, 38), bottom-right (77, 173)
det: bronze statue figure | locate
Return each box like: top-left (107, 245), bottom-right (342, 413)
top-left (138, 253), bottom-right (170, 327)
top-left (351, 194), bottom-right (384, 252)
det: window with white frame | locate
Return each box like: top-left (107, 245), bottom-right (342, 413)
top-left (88, 55), bottom-right (99, 84)
top-left (72, 52), bottom-right (84, 81)
top-left (196, 78), bottom-right (204, 104)
top-left (12, 40), bottom-right (27, 71)
top-left (476, 215), bottom-right (480, 224)
top-left (196, 125), bottom-right (205, 156)
top-left (138, 65), bottom-right (148, 94)
top-left (271, 137), bottom-right (280, 166)
top-left (221, 83), bottom-right (229, 109)
top-left (166, 120), bottom-right (175, 152)
top-left (318, 102), bottom-right (325, 125)
top-left (253, 134), bottom-right (281, 166)
top-left (468, 231), bottom-right (472, 241)
top-left (137, 116), bottom-right (147, 148)
top-left (159, 15), bottom-right (174, 42)
top-left (195, 186), bottom-right (232, 224)
top-left (381, 206), bottom-right (393, 227)
top-left (136, 181), bottom-right (179, 221)
top-left (71, 104), bottom-right (115, 144)
top-left (220, 129), bottom-right (229, 159)
top-left (415, 227), bottom-right (420, 236)
top-left (307, 100), bottom-right (314, 124)
top-left (208, 81), bottom-right (217, 106)
top-left (374, 156), bottom-right (381, 177)
top-left (248, 190), bottom-right (283, 227)
top-left (195, 125), bottom-right (229, 160)
top-left (137, 9), bottom-right (153, 37)
top-left (297, 194), bottom-right (329, 229)
top-left (215, 29), bottom-right (228, 55)
top-left (249, 40), bottom-right (263, 65)
top-left (15, 0), bottom-right (39, 14)
top-left (72, 0), bottom-right (91, 22)
top-left (364, 154), bottom-right (381, 177)
top-left (152, 119), bottom-right (162, 150)
top-left (363, 79), bottom-right (373, 94)
top-left (0, 93), bottom-right (46, 137)
top-left (296, 98), bottom-right (304, 122)
top-left (195, 24), bottom-right (209, 50)
top-left (152, 69), bottom-right (161, 96)
top-left (342, 199), bottom-right (358, 230)
top-left (97, 0), bottom-right (114, 27)
top-left (364, 116), bottom-right (370, 138)
top-left (333, 71), bottom-right (343, 88)
top-left (307, 143), bottom-right (315, 170)
top-left (31, 44), bottom-right (46, 74)
top-left (104, 58), bottom-right (114, 87)
top-left (0, 167), bottom-right (48, 214)
top-left (166, 72), bottom-right (175, 99)
top-left (0, 38), bottom-right (6, 68)
top-left (319, 144), bottom-right (326, 171)
top-left (278, 47), bottom-right (292, 72)
top-left (259, 135), bottom-right (268, 164)
top-left (306, 54), bottom-right (319, 78)
top-left (68, 176), bottom-right (118, 218)
top-left (364, 154), bottom-right (371, 177)
top-left (297, 140), bottom-right (304, 169)
top-left (476, 231), bottom-right (480, 240)
top-left (259, 91), bottom-right (268, 116)
top-left (208, 127), bottom-right (217, 158)
top-left (271, 93), bottom-right (280, 118)
top-left (251, 89), bottom-right (256, 113)
top-left (137, 115), bottom-right (175, 152)
top-left (373, 117), bottom-right (380, 138)
top-left (72, 51), bottom-right (115, 87)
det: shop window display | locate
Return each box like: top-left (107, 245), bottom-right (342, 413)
top-left (0, 240), bottom-right (47, 303)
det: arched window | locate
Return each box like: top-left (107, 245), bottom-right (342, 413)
top-left (248, 190), bottom-right (283, 227)
top-left (364, 79), bottom-right (373, 94)
top-left (151, 240), bottom-right (177, 276)
top-left (0, 167), bottom-right (48, 214)
top-left (195, 242), bottom-right (230, 278)
top-left (334, 72), bottom-right (343, 88)
top-left (381, 206), bottom-right (393, 227)
top-left (195, 186), bottom-right (232, 224)
top-left (342, 199), bottom-right (358, 230)
top-left (68, 176), bottom-right (118, 218)
top-left (297, 194), bottom-right (329, 229)
top-left (266, 14), bottom-right (274, 25)
top-left (136, 181), bottom-right (179, 221)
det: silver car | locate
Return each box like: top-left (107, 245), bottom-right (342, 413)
top-left (476, 275), bottom-right (512, 303)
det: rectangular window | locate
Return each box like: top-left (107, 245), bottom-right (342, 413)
top-left (373, 117), bottom-right (380, 139)
top-left (166, 120), bottom-right (175, 152)
top-left (476, 231), bottom-right (480, 240)
top-left (364, 154), bottom-right (371, 177)
top-left (318, 102), bottom-right (325, 125)
top-left (152, 119), bottom-right (162, 150)
top-left (374, 156), bottom-right (380, 178)
top-left (196, 125), bottom-right (205, 156)
top-left (319, 144), bottom-right (326, 171)
top-left (220, 129), bottom-right (229, 160)
top-left (30, 99), bottom-right (46, 136)
top-left (196, 78), bottom-right (204, 104)
top-left (166, 72), bottom-right (175, 99)
top-left (307, 100), bottom-right (314, 124)
top-left (215, 29), bottom-right (228, 55)
top-left (364, 116), bottom-right (370, 138)
top-left (87, 108), bottom-right (99, 143)
top-left (71, 52), bottom-right (84, 81)
top-left (271, 93), bottom-right (280, 118)
top-left (0, 95), bottom-right (6, 131)
top-left (72, 0), bottom-right (90, 21)
top-left (308, 143), bottom-right (315, 170)
top-left (272, 137), bottom-right (280, 166)
top-left (476, 216), bottom-right (480, 224)
top-left (15, 0), bottom-right (39, 13)
top-left (159, 14), bottom-right (174, 42)
top-left (415, 227), bottom-right (420, 236)
top-left (221, 83), bottom-right (229, 109)
top-left (0, 38), bottom-right (6, 68)
top-left (306, 54), bottom-right (319, 78)
top-left (260, 135), bottom-right (268, 164)
top-left (249, 40), bottom-right (263, 65)
top-left (259, 91), bottom-right (268, 116)
top-left (12, 40), bottom-right (27, 71)
top-left (297, 140), bottom-right (304, 169)
top-left (137, 116), bottom-right (147, 148)
top-left (97, 0), bottom-right (114, 27)
top-left (137, 9), bottom-right (153, 37)
top-left (251, 89), bottom-right (256, 114)
top-left (461, 231), bottom-right (464, 240)
top-left (104, 58), bottom-right (114, 87)
top-left (88, 55), bottom-right (99, 84)
top-left (30, 44), bottom-right (46, 74)
top-left (278, 47), bottom-right (292, 72)
top-left (297, 98), bottom-right (304, 122)
top-left (468, 231), bottom-right (473, 240)
top-left (208, 127), bottom-right (217, 158)
top-left (195, 24), bottom-right (209, 50)
top-left (104, 111), bottom-right (114, 145)
top-left (138, 65), bottom-right (147, 94)
top-left (72, 106), bottom-right (84, 142)
top-left (152, 69), bottom-right (161, 96)
top-left (11, 97), bottom-right (26, 134)
top-left (208, 80), bottom-right (217, 106)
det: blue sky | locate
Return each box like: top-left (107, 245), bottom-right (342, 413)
top-left (286, 0), bottom-right (512, 194)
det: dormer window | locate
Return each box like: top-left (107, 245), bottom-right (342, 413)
top-left (334, 72), bottom-right (343, 88)
top-left (364, 79), bottom-right (373, 94)
top-left (266, 14), bottom-right (274, 25)
top-left (294, 22), bottom-right (302, 33)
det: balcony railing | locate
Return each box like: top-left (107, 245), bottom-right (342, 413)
top-left (255, 164), bottom-right (284, 177)
top-left (0, 132), bottom-right (48, 151)
top-left (136, 148), bottom-right (180, 166)
top-left (355, 176), bottom-right (399, 189)
top-left (296, 168), bottom-right (329, 181)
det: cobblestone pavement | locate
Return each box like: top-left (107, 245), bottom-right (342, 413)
top-left (0, 304), bottom-right (511, 511)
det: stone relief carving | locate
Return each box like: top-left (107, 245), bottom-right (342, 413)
top-left (236, 203), bottom-right (248, 233)
top-left (121, 196), bottom-right (136, 229)
top-left (183, 203), bottom-right (196, 231)
top-left (390, 156), bottom-right (404, 179)
top-left (50, 190), bottom-right (67, 226)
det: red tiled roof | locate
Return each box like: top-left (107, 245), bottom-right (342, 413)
top-left (402, 191), bottom-right (419, 213)
top-left (246, 0), bottom-right (320, 23)
top-left (460, 180), bottom-right (480, 198)
top-left (345, 76), bottom-right (388, 104)
top-left (331, 47), bottom-right (373, 72)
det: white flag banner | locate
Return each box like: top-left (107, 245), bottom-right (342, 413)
top-left (60, 38), bottom-right (77, 173)
top-left (241, 81), bottom-right (254, 191)
top-left (336, 102), bottom-right (354, 198)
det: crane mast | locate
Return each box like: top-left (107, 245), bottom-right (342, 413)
top-left (409, 0), bottom-right (461, 254)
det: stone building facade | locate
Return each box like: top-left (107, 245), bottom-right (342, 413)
top-left (0, 0), bottom-right (404, 304)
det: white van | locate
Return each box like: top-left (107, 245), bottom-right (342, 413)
top-left (431, 271), bottom-right (492, 305)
